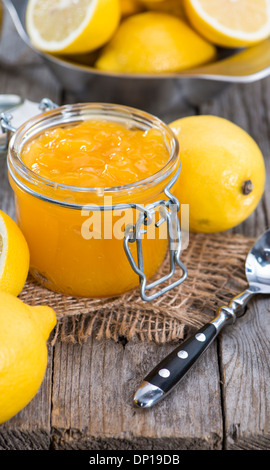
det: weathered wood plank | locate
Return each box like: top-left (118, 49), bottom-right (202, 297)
top-left (200, 79), bottom-right (270, 450)
top-left (222, 297), bottom-right (270, 450)
top-left (51, 335), bottom-right (222, 450)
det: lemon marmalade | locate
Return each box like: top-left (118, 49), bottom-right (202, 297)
top-left (21, 120), bottom-right (169, 188)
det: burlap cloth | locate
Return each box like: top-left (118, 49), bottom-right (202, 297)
top-left (18, 232), bottom-right (254, 345)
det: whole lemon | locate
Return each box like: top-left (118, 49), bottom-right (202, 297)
top-left (169, 115), bottom-right (265, 233)
top-left (95, 12), bottom-right (216, 73)
top-left (0, 292), bottom-right (56, 424)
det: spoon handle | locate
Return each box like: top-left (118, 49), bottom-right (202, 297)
top-left (135, 322), bottom-right (219, 407)
top-left (133, 322), bottom-right (219, 408)
top-left (134, 288), bottom-right (256, 408)
top-left (133, 302), bottom-right (241, 408)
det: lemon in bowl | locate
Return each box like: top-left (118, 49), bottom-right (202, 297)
top-left (140, 0), bottom-right (187, 19)
top-left (95, 11), bottom-right (217, 73)
top-left (25, 0), bottom-right (121, 54)
top-left (184, 0), bottom-right (270, 48)
top-left (120, 0), bottom-right (143, 17)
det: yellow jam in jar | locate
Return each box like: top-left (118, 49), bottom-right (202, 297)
top-left (21, 120), bottom-right (169, 188)
top-left (9, 104), bottom-right (180, 298)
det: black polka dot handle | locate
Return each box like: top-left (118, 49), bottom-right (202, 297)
top-left (133, 228), bottom-right (269, 408)
top-left (134, 322), bottom-right (219, 408)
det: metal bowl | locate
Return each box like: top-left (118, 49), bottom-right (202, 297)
top-left (3, 0), bottom-right (270, 116)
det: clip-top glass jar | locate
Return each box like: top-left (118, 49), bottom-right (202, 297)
top-left (6, 101), bottom-right (187, 301)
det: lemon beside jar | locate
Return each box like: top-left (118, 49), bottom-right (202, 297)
top-left (169, 115), bottom-right (266, 233)
top-left (0, 209), bottom-right (56, 425)
top-left (0, 292), bottom-right (56, 425)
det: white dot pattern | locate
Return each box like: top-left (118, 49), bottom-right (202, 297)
top-left (177, 350), bottom-right (188, 359)
top-left (195, 333), bottom-right (206, 342)
top-left (158, 368), bottom-right (170, 378)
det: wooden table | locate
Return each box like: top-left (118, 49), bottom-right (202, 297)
top-left (0, 8), bottom-right (269, 451)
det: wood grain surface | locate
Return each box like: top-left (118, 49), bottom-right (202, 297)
top-left (0, 7), bottom-right (269, 450)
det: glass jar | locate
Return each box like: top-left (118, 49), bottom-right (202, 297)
top-left (7, 102), bottom-right (187, 300)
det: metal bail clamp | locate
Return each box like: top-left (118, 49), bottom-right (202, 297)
top-left (0, 96), bottom-right (58, 153)
top-left (0, 112), bottom-right (16, 153)
top-left (123, 165), bottom-right (188, 301)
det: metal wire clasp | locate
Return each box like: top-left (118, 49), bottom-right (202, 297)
top-left (0, 97), bottom-right (58, 152)
top-left (123, 165), bottom-right (187, 301)
top-left (0, 112), bottom-right (15, 152)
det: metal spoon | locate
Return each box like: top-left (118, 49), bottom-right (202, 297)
top-left (134, 228), bottom-right (270, 408)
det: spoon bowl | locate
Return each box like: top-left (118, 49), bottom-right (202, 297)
top-left (245, 229), bottom-right (270, 293)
